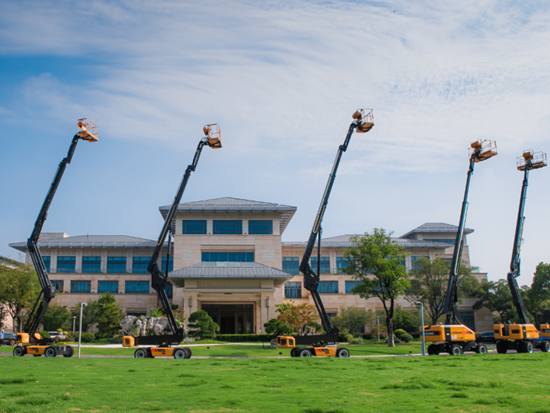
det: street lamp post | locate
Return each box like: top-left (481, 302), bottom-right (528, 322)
top-left (72, 316), bottom-right (76, 333)
top-left (377, 316), bottom-right (380, 342)
top-left (78, 302), bottom-right (87, 358)
top-left (414, 302), bottom-right (426, 356)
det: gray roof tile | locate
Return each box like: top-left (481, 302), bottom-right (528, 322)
top-left (283, 234), bottom-right (453, 249)
top-left (169, 261), bottom-right (293, 279)
top-left (399, 222), bottom-right (473, 239)
top-left (9, 235), bottom-right (166, 251)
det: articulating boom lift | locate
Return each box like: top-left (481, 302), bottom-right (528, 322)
top-left (123, 124), bottom-right (222, 359)
top-left (277, 109), bottom-right (374, 358)
top-left (494, 150), bottom-right (549, 354)
top-left (13, 119), bottom-right (98, 358)
top-left (424, 139), bottom-right (496, 356)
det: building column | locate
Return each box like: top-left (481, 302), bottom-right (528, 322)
top-left (101, 250), bottom-right (107, 273)
top-left (126, 251), bottom-right (133, 274)
top-left (51, 250), bottom-right (58, 273)
top-left (75, 250), bottom-right (83, 273)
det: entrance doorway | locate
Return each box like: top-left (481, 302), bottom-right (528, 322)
top-left (202, 304), bottom-right (254, 334)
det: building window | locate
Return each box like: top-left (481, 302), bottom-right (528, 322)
top-left (42, 256), bottom-right (51, 272)
top-left (336, 257), bottom-right (350, 273)
top-left (57, 256), bottom-right (76, 273)
top-left (459, 312), bottom-right (476, 331)
top-left (125, 281), bottom-right (150, 294)
top-left (345, 281), bottom-right (361, 294)
top-left (51, 280), bottom-right (63, 292)
top-left (107, 257), bottom-right (127, 273)
top-left (182, 220), bottom-right (207, 235)
top-left (165, 284), bottom-right (173, 299)
top-left (282, 257), bottom-right (300, 275)
top-left (162, 257), bottom-right (174, 273)
top-left (71, 280), bottom-right (91, 293)
top-left (285, 282), bottom-right (302, 298)
top-left (327, 313), bottom-right (337, 320)
top-left (319, 281), bottom-right (338, 294)
top-left (248, 220), bottom-right (273, 235)
top-left (132, 257), bottom-right (150, 274)
top-left (98, 280), bottom-right (118, 294)
top-left (213, 220), bottom-right (242, 235)
top-left (201, 252), bottom-right (254, 262)
top-left (423, 239), bottom-right (455, 244)
top-left (82, 257), bottom-right (101, 273)
top-left (411, 256), bottom-right (429, 269)
top-left (311, 257), bottom-right (330, 274)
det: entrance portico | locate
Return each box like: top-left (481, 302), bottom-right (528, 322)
top-left (169, 261), bottom-right (292, 333)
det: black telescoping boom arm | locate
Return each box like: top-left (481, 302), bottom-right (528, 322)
top-left (25, 121), bottom-right (98, 340)
top-left (299, 112), bottom-right (373, 342)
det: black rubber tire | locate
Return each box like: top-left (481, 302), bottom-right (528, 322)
top-left (476, 345), bottom-right (488, 354)
top-left (173, 348), bottom-right (186, 359)
top-left (427, 345), bottom-right (436, 356)
top-left (184, 347), bottom-right (192, 359)
top-left (336, 348), bottom-right (350, 358)
top-left (63, 346), bottom-right (74, 358)
top-left (44, 346), bottom-right (57, 358)
top-left (496, 341), bottom-right (508, 354)
top-left (134, 348), bottom-right (147, 359)
top-left (450, 344), bottom-right (462, 356)
top-left (525, 341), bottom-right (534, 354)
top-left (290, 348), bottom-right (297, 357)
top-left (13, 346), bottom-right (25, 357)
top-left (299, 348), bottom-right (312, 357)
top-left (540, 340), bottom-right (550, 353)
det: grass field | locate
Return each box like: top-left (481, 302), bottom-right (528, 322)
top-left (0, 342), bottom-right (422, 357)
top-left (0, 351), bottom-right (549, 413)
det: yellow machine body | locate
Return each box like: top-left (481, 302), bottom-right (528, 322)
top-left (540, 324), bottom-right (550, 339)
top-left (17, 333), bottom-right (30, 344)
top-left (25, 346), bottom-right (49, 356)
top-left (494, 323), bottom-right (539, 340)
top-left (276, 335), bottom-right (296, 348)
top-left (423, 325), bottom-right (476, 343)
top-left (150, 347), bottom-right (176, 357)
top-left (122, 336), bottom-right (135, 347)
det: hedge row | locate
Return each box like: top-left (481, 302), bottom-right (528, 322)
top-left (214, 334), bottom-right (273, 342)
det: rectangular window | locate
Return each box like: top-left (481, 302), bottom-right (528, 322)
top-left (98, 280), bottom-right (118, 294)
top-left (336, 257), bottom-right (349, 273)
top-left (125, 280), bottom-right (150, 294)
top-left (71, 280), bottom-right (91, 293)
top-left (107, 257), bottom-right (127, 273)
top-left (162, 257), bottom-right (174, 273)
top-left (248, 220), bottom-right (273, 235)
top-left (132, 257), bottom-right (150, 274)
top-left (201, 252), bottom-right (254, 262)
top-left (213, 220), bottom-right (242, 235)
top-left (319, 281), bottom-right (338, 294)
top-left (82, 256), bottom-right (101, 273)
top-left (423, 239), bottom-right (455, 244)
top-left (42, 256), bottom-right (51, 272)
top-left (282, 257), bottom-right (300, 275)
top-left (459, 311), bottom-right (476, 331)
top-left (165, 284), bottom-right (173, 299)
top-left (57, 256), bottom-right (76, 273)
top-left (345, 280), bottom-right (361, 294)
top-left (182, 220), bottom-right (207, 235)
top-left (311, 257), bottom-right (330, 274)
top-left (51, 280), bottom-right (63, 292)
top-left (285, 282), bottom-right (302, 299)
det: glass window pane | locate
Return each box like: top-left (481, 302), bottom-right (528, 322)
top-left (319, 281), bottom-right (338, 294)
top-left (213, 220), bottom-right (242, 235)
top-left (311, 257), bottom-right (330, 274)
top-left (107, 257), bottom-right (127, 273)
top-left (70, 280), bottom-right (91, 293)
top-left (182, 220), bottom-right (207, 234)
top-left (125, 281), bottom-right (150, 294)
top-left (285, 282), bottom-right (302, 298)
top-left (202, 252), bottom-right (254, 262)
top-left (98, 280), bottom-right (118, 294)
top-left (42, 256), bottom-right (51, 272)
top-left (132, 257), bottom-right (150, 274)
top-left (248, 220), bottom-right (273, 235)
top-left (161, 257), bottom-right (173, 273)
top-left (345, 281), bottom-right (361, 294)
top-left (82, 256), bottom-right (101, 273)
top-left (51, 280), bottom-right (63, 292)
top-left (57, 256), bottom-right (76, 273)
top-left (282, 257), bottom-right (300, 275)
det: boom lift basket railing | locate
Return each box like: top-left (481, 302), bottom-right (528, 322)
top-left (203, 124), bottom-right (222, 148)
top-left (352, 109), bottom-right (374, 133)
top-left (517, 150), bottom-right (547, 171)
top-left (468, 139), bottom-right (497, 162)
top-left (77, 118), bottom-right (99, 142)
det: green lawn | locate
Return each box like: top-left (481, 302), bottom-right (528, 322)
top-left (0, 352), bottom-right (548, 412)
top-left (0, 342), bottom-right (422, 357)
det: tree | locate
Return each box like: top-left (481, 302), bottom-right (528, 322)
top-left (0, 262), bottom-right (41, 332)
top-left (275, 301), bottom-right (318, 335)
top-left (527, 263), bottom-right (550, 326)
top-left (96, 293), bottom-right (123, 338)
top-left (71, 299), bottom-right (101, 332)
top-left (42, 304), bottom-right (72, 331)
top-left (406, 257), bottom-right (479, 325)
top-left (187, 310), bottom-right (219, 339)
top-left (342, 229), bottom-right (410, 347)
top-left (473, 279), bottom-right (515, 322)
top-left (263, 318), bottom-right (292, 336)
top-left (331, 307), bottom-right (375, 336)
top-left (393, 306), bottom-right (421, 333)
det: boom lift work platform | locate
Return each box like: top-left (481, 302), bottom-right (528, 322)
top-left (122, 124), bottom-right (222, 359)
top-left (424, 139), bottom-right (497, 356)
top-left (13, 119), bottom-right (98, 358)
top-left (494, 150), bottom-right (549, 354)
top-left (277, 109), bottom-right (374, 357)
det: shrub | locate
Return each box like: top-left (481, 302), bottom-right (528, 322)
top-left (214, 334), bottom-right (272, 343)
top-left (338, 333), bottom-right (354, 343)
top-left (371, 325), bottom-right (387, 339)
top-left (109, 336), bottom-right (122, 344)
top-left (394, 329), bottom-right (413, 343)
top-left (40, 331), bottom-right (50, 339)
top-left (81, 332), bottom-right (95, 343)
top-left (351, 337), bottom-right (364, 344)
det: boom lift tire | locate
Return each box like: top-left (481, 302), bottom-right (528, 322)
top-left (45, 347), bottom-right (57, 358)
top-left (450, 344), bottom-right (462, 356)
top-left (63, 346), bottom-right (74, 358)
top-left (519, 341), bottom-right (533, 354)
top-left (336, 348), bottom-right (350, 358)
top-left (134, 348), bottom-right (147, 359)
top-left (427, 345), bottom-right (440, 356)
top-left (184, 348), bottom-right (192, 359)
top-left (476, 345), bottom-right (488, 354)
top-left (299, 349), bottom-right (312, 357)
top-left (13, 346), bottom-right (25, 357)
top-left (540, 341), bottom-right (550, 352)
top-left (496, 341), bottom-right (508, 354)
top-left (173, 348), bottom-right (186, 359)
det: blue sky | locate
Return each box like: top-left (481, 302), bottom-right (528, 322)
top-left (1, 0), bottom-right (549, 286)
